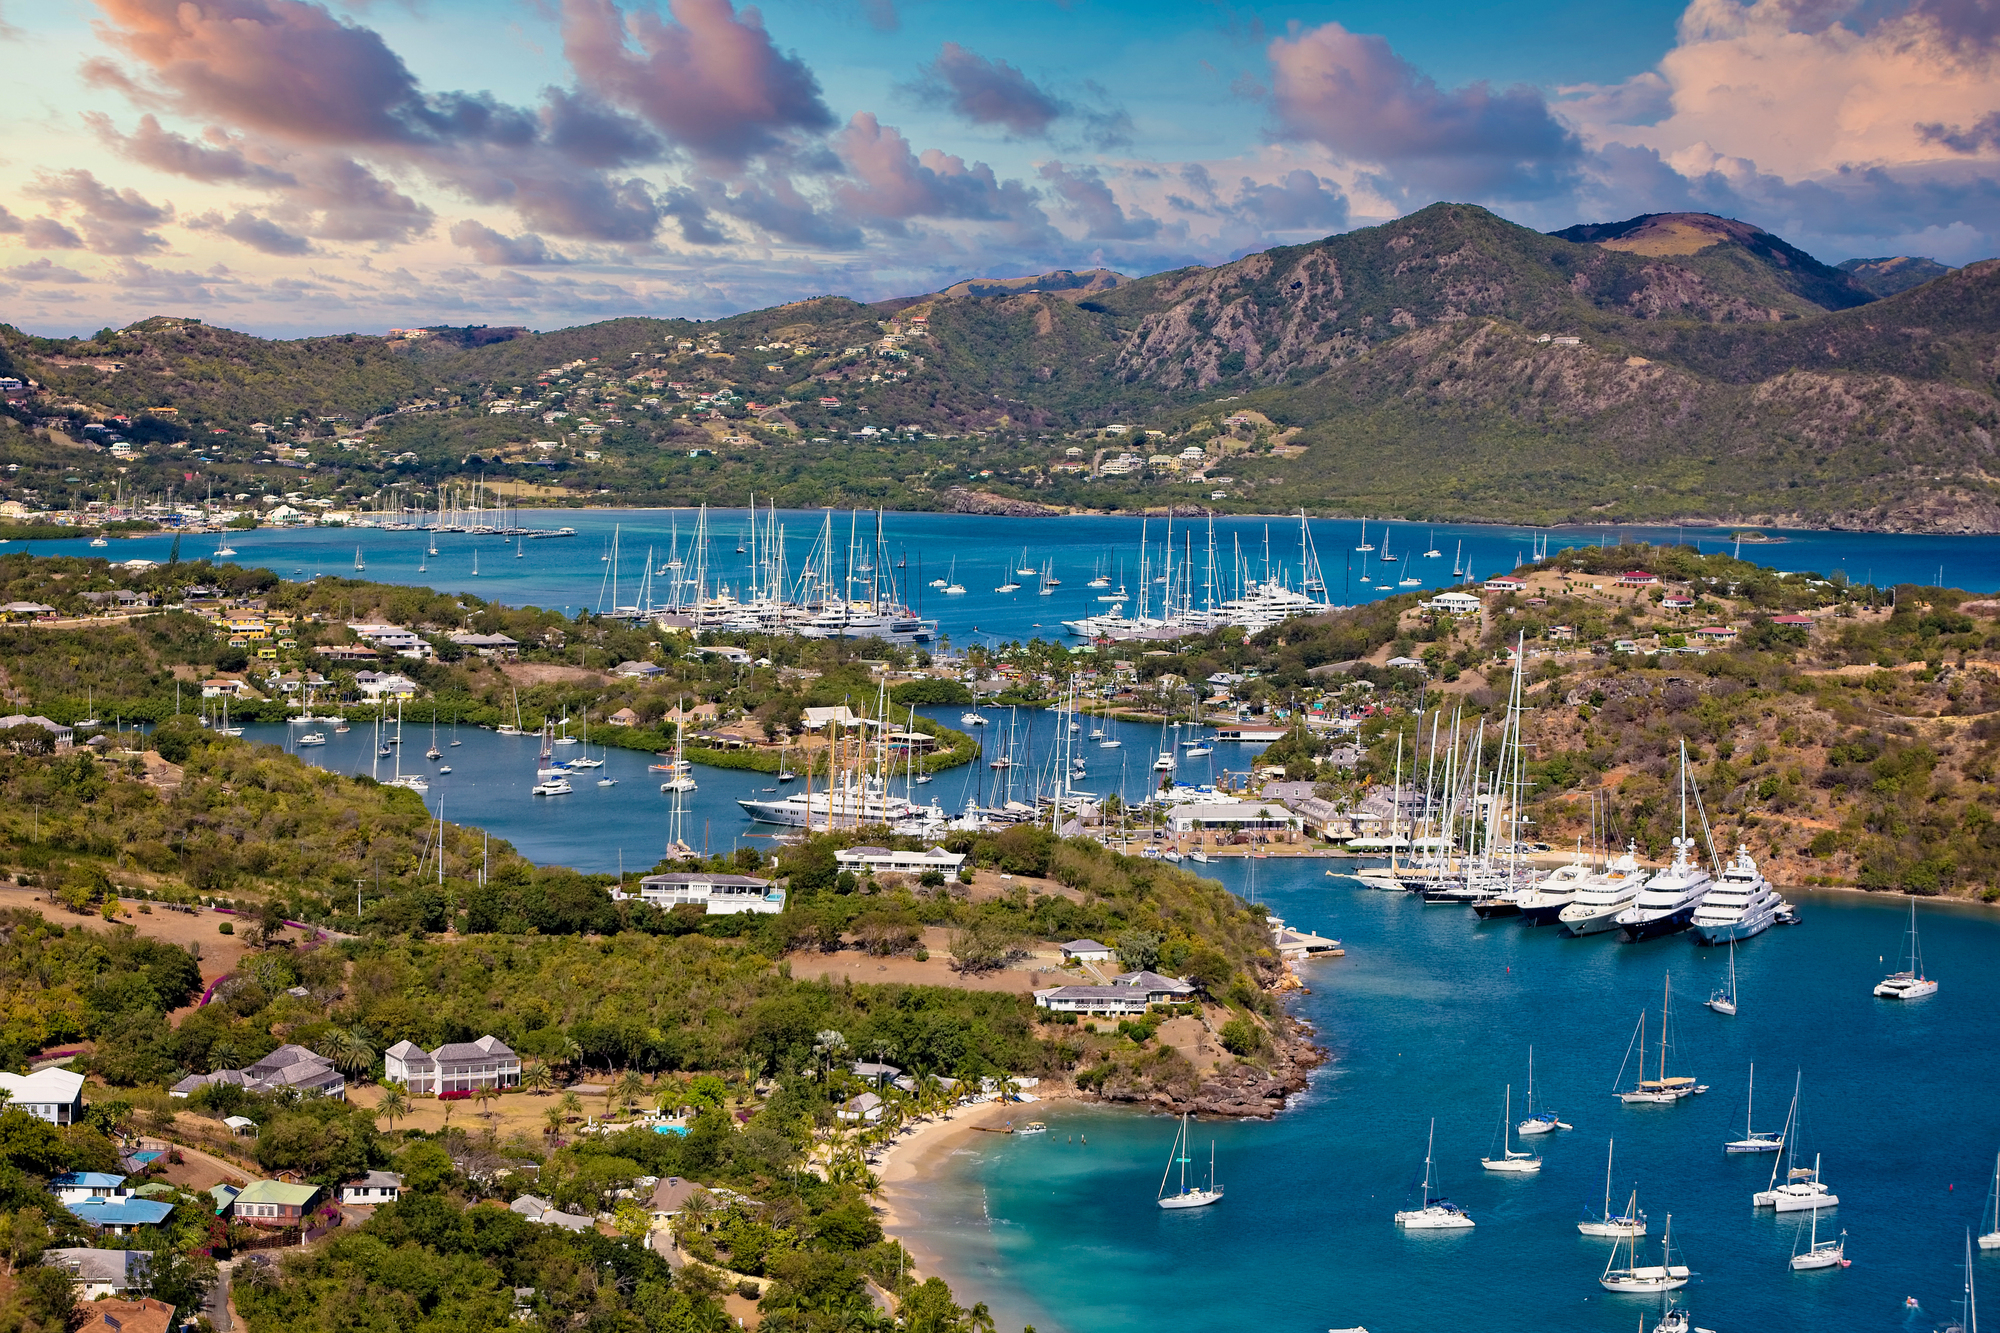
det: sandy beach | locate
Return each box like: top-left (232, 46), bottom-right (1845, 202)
top-left (872, 1095), bottom-right (1056, 1281)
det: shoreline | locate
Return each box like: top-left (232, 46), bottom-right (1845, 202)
top-left (872, 1096), bottom-right (1036, 1283)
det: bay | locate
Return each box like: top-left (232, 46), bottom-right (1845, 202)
top-left (903, 864), bottom-right (2000, 1333)
top-left (19, 509), bottom-right (2000, 651)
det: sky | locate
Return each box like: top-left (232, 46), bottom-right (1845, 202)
top-left (1, 0), bottom-right (1996, 337)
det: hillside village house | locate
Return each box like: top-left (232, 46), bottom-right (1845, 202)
top-left (341, 1172), bottom-right (404, 1205)
top-left (617, 872), bottom-right (787, 915)
top-left (0, 716), bottom-right (75, 749)
top-left (353, 671), bottom-right (420, 700)
top-left (42, 1248), bottom-right (150, 1301)
top-left (76, 1296), bottom-right (175, 1333)
top-left (1059, 939), bottom-right (1115, 963)
top-left (832, 846), bottom-right (965, 877)
top-left (383, 1036), bottom-right (520, 1095)
top-left (170, 1043), bottom-right (345, 1099)
top-left (230, 1180), bottom-right (321, 1228)
top-left (1426, 590), bottom-right (1483, 615)
top-left (50, 1172), bottom-right (130, 1205)
top-left (1034, 969), bottom-right (1196, 1015)
top-left (0, 1068), bottom-right (85, 1123)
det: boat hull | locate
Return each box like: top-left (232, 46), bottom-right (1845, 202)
top-left (1577, 1220), bottom-right (1646, 1237)
top-left (1471, 898), bottom-right (1522, 919)
top-left (1158, 1189), bottom-right (1223, 1210)
top-left (1617, 902), bottom-right (1699, 942)
top-left (1691, 909), bottom-right (1777, 945)
top-left (1481, 1157), bottom-right (1541, 1173)
top-left (1394, 1208), bottom-right (1474, 1230)
top-left (1773, 1191), bottom-right (1839, 1213)
top-left (1518, 899), bottom-right (1573, 927)
top-left (1560, 902), bottom-right (1633, 936)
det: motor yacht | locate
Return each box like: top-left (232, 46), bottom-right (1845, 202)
top-left (1558, 844), bottom-right (1649, 935)
top-left (532, 779), bottom-right (573, 795)
top-left (1615, 835), bottom-right (1714, 941)
top-left (1515, 857), bottom-right (1591, 926)
top-left (1690, 846), bottom-right (1781, 944)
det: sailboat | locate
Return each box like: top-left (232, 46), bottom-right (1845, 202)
top-left (1156, 1113), bottom-right (1223, 1209)
top-left (1378, 525), bottom-right (1399, 563)
top-left (1016, 548), bottom-right (1037, 578)
top-left (1723, 1064), bottom-right (1784, 1153)
top-left (942, 558), bottom-right (965, 595)
top-left (470, 546), bottom-right (479, 577)
top-left (426, 715), bottom-right (442, 762)
top-left (1981, 1153), bottom-right (2000, 1249)
top-left (353, 545), bottom-right (365, 572)
top-left (1754, 1077), bottom-right (1838, 1211)
top-left (1480, 1086), bottom-right (1542, 1173)
top-left (1517, 1047), bottom-right (1568, 1136)
top-left (1938, 1231), bottom-right (1980, 1333)
top-left (1355, 519), bottom-right (1374, 553)
top-left (1452, 541), bottom-right (1463, 576)
top-left (1394, 1119), bottom-right (1474, 1229)
top-left (1874, 895), bottom-right (1939, 998)
top-left (1424, 530), bottom-right (1443, 558)
top-left (1705, 935), bottom-right (1739, 1014)
top-left (213, 529), bottom-right (237, 560)
top-left (1600, 1213), bottom-right (1691, 1293)
top-left (1578, 1140), bottom-right (1646, 1236)
top-left (1615, 975), bottom-right (1705, 1103)
top-left (1789, 1209), bottom-right (1848, 1270)
top-left (658, 706), bottom-right (698, 793)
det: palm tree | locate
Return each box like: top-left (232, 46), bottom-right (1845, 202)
top-left (559, 1090), bottom-right (582, 1123)
top-left (473, 1083), bottom-right (499, 1124)
top-left (519, 1060), bottom-right (554, 1095)
top-left (613, 1069), bottom-right (647, 1116)
top-left (375, 1084), bottom-right (411, 1132)
top-left (653, 1084), bottom-right (684, 1120)
top-left (542, 1105), bottom-right (565, 1140)
top-left (316, 1026), bottom-right (376, 1081)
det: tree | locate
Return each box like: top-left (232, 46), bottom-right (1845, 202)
top-left (542, 1105), bottom-right (565, 1140)
top-left (519, 1060), bottom-right (554, 1094)
top-left (558, 1090), bottom-right (583, 1122)
top-left (375, 1084), bottom-right (410, 1132)
top-left (613, 1200), bottom-right (652, 1245)
top-left (473, 1083), bottom-right (499, 1123)
top-left (613, 1069), bottom-right (647, 1115)
top-left (1116, 931), bottom-right (1163, 973)
top-left (317, 1026), bottom-right (376, 1080)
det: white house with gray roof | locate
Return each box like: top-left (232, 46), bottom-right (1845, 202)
top-left (383, 1036), bottom-right (518, 1095)
top-left (621, 872), bottom-right (786, 915)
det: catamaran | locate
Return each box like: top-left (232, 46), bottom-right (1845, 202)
top-left (1156, 1113), bottom-right (1223, 1209)
top-left (1394, 1119), bottom-right (1474, 1229)
top-left (1874, 896), bottom-right (1939, 998)
top-left (1578, 1141), bottom-right (1646, 1236)
top-left (1754, 1077), bottom-right (1837, 1211)
top-left (1480, 1085), bottom-right (1542, 1173)
top-left (1724, 1064), bottom-right (1783, 1153)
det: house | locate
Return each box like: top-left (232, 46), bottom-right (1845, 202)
top-left (1615, 570), bottom-right (1661, 587)
top-left (74, 1297), bottom-right (175, 1333)
top-left (832, 846), bottom-right (965, 877)
top-left (383, 1036), bottom-right (519, 1095)
top-left (510, 1195), bottom-right (595, 1232)
top-left (340, 1171), bottom-right (404, 1205)
top-left (346, 623), bottom-right (427, 652)
top-left (1694, 625), bottom-right (1739, 645)
top-left (1166, 802), bottom-right (1296, 836)
top-left (1111, 970), bottom-right (1198, 1002)
top-left (614, 659), bottom-right (664, 679)
top-left (207, 1184), bottom-right (240, 1215)
top-left (66, 1197), bottom-right (175, 1235)
top-left (353, 671), bottom-right (419, 701)
top-left (1, 601), bottom-right (56, 619)
top-left (50, 1173), bottom-right (130, 1205)
top-left (1270, 916), bottom-right (1344, 959)
top-left (1771, 615), bottom-right (1815, 630)
top-left (1483, 577), bottom-right (1527, 593)
top-left (1032, 985), bottom-right (1152, 1016)
top-left (850, 1061), bottom-right (900, 1085)
top-left (1059, 939), bottom-right (1114, 963)
top-left (230, 1180), bottom-right (321, 1228)
top-left (623, 873), bottom-right (786, 915)
top-left (691, 644), bottom-right (752, 664)
top-left (799, 705), bottom-right (859, 731)
top-left (170, 1044), bottom-right (344, 1100)
top-left (1661, 595), bottom-right (1695, 610)
top-left (647, 1176), bottom-right (708, 1220)
top-left (42, 1248), bottom-right (151, 1301)
top-left (607, 707), bottom-right (641, 727)
top-left (0, 715), bottom-right (75, 749)
top-left (836, 1092), bottom-right (883, 1123)
top-left (448, 632), bottom-right (519, 658)
top-left (1427, 591), bottom-right (1482, 615)
top-left (0, 1068), bottom-right (85, 1123)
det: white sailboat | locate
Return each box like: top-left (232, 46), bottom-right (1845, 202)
top-left (1517, 1046), bottom-right (1569, 1136)
top-left (1394, 1119), bottom-right (1474, 1229)
top-left (1724, 1064), bottom-right (1784, 1153)
top-left (942, 557), bottom-right (965, 595)
top-left (1156, 1113), bottom-right (1223, 1210)
top-left (1789, 1209), bottom-right (1848, 1270)
top-left (1481, 1085), bottom-right (1542, 1173)
top-left (1615, 975), bottom-right (1705, 1104)
top-left (1705, 935), bottom-right (1739, 1015)
top-left (1578, 1140), bottom-right (1646, 1236)
top-left (1874, 895), bottom-right (1939, 998)
top-left (1981, 1152), bottom-right (2000, 1249)
top-left (1600, 1213), bottom-right (1691, 1293)
top-left (1754, 1078), bottom-right (1838, 1211)
top-left (353, 545), bottom-right (365, 572)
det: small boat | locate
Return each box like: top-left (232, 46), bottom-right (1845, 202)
top-left (438, 765), bottom-right (451, 774)
top-left (597, 777), bottom-right (616, 787)
top-left (1578, 1142), bottom-right (1646, 1236)
top-left (1705, 935), bottom-right (1739, 1015)
top-left (1789, 1210), bottom-right (1848, 1271)
top-left (1354, 518), bottom-right (1374, 553)
top-left (961, 711), bottom-right (987, 726)
top-left (296, 732), bottom-right (326, 747)
top-left (1157, 1113), bottom-right (1223, 1209)
top-left (1517, 1048), bottom-right (1568, 1136)
top-left (1099, 738), bottom-right (1122, 749)
top-left (996, 581), bottom-right (1021, 593)
top-left (1184, 744), bottom-right (1214, 758)
top-left (1599, 1213), bottom-right (1691, 1293)
top-left (1874, 896), bottom-right (1938, 998)
top-left (532, 779), bottom-right (573, 795)
top-left (89, 535), bottom-right (109, 548)
top-left (388, 774), bottom-right (429, 793)
top-left (1016, 549), bottom-right (1037, 578)
top-left (1724, 1064), bottom-right (1784, 1153)
top-left (1616, 975), bottom-right (1705, 1104)
top-left (1188, 848), bottom-right (1210, 863)
top-left (1481, 1085), bottom-right (1542, 1173)
top-left (354, 545), bottom-right (365, 572)
top-left (1394, 1120), bottom-right (1473, 1229)
top-left (1018, 1121), bottom-right (1048, 1135)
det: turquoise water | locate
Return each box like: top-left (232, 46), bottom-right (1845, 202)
top-left (905, 863), bottom-right (2000, 1333)
top-left (21, 510), bottom-right (2000, 648)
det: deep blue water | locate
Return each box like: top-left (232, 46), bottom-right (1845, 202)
top-left (903, 866), bottom-right (2000, 1333)
top-left (20, 509), bottom-right (2000, 648)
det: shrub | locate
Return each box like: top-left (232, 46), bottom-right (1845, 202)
top-left (1218, 1019), bottom-right (1259, 1057)
top-left (217, 921), bottom-right (234, 935)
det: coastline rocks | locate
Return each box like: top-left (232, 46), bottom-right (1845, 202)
top-left (1083, 1016), bottom-right (1325, 1120)
top-left (939, 487), bottom-right (1063, 518)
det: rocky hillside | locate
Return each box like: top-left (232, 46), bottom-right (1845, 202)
top-left (1838, 255), bottom-right (1956, 298)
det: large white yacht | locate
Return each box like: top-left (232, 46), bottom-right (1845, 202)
top-left (1690, 846), bottom-right (1781, 944)
top-left (1615, 836), bottom-right (1715, 941)
top-left (738, 776), bottom-right (944, 828)
top-left (1516, 856), bottom-right (1593, 927)
top-left (1558, 844), bottom-right (1650, 936)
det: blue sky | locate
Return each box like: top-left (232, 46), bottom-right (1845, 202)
top-left (1, 0), bottom-right (1995, 336)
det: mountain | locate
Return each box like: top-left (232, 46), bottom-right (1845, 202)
top-left (4, 204), bottom-right (1999, 531)
top-left (1837, 255), bottom-right (1955, 298)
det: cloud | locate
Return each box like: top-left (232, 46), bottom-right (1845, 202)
top-left (1267, 22), bottom-right (1582, 200)
top-left (22, 218), bottom-right (85, 249)
top-left (0, 204), bottom-right (21, 234)
top-left (1916, 112), bottom-right (2000, 154)
top-left (449, 219), bottom-right (568, 265)
top-left (88, 112), bottom-right (297, 185)
top-left (1038, 162), bottom-right (1160, 240)
top-left (3, 258), bottom-right (90, 284)
top-left (281, 155), bottom-right (436, 243)
top-left (21, 169), bottom-right (173, 254)
top-left (833, 113), bottom-right (1050, 231)
top-left (1230, 169), bottom-right (1349, 232)
top-left (914, 42), bottom-right (1065, 136)
top-left (188, 209), bottom-right (314, 254)
top-left (560, 0), bottom-right (834, 166)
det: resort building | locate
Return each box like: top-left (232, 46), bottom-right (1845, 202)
top-left (1165, 801), bottom-right (1298, 836)
top-left (383, 1036), bottom-right (520, 1095)
top-left (836, 1092), bottom-right (884, 1123)
top-left (0, 1068), bottom-right (86, 1123)
top-left (1427, 591), bottom-right (1482, 615)
top-left (1031, 985), bottom-right (1152, 1016)
top-left (832, 846), bottom-right (966, 876)
top-left (623, 872), bottom-right (787, 915)
top-left (1111, 970), bottom-right (1198, 1003)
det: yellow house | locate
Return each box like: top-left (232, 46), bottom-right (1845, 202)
top-left (257, 646), bottom-right (279, 661)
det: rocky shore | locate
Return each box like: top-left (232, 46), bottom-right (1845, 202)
top-left (1084, 1012), bottom-right (1326, 1120)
